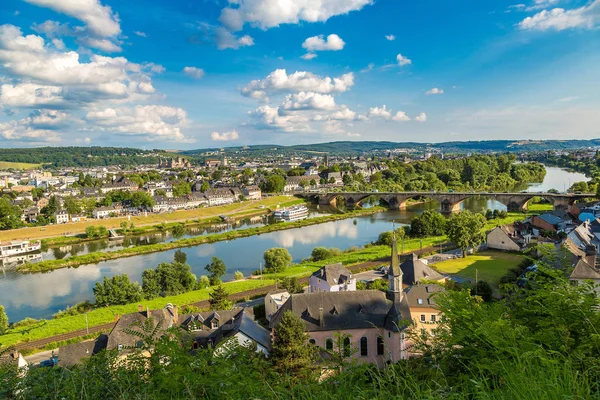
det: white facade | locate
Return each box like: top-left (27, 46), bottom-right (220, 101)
top-left (55, 211), bottom-right (70, 224)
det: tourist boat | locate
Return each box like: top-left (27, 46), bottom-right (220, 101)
top-left (273, 205), bottom-right (309, 222)
top-left (0, 240), bottom-right (42, 258)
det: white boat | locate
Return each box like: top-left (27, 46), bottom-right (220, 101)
top-left (0, 240), bottom-right (42, 258)
top-left (1, 253), bottom-right (43, 267)
top-left (273, 205), bottom-right (309, 222)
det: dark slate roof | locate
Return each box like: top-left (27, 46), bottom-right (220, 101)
top-left (58, 334), bottom-right (108, 368)
top-left (570, 258), bottom-right (600, 280)
top-left (269, 291), bottom-right (410, 332)
top-left (404, 284), bottom-right (445, 308)
top-left (237, 311), bottom-right (272, 351)
top-left (401, 254), bottom-right (445, 285)
top-left (106, 305), bottom-right (178, 351)
top-left (311, 263), bottom-right (353, 285)
top-left (538, 213), bottom-right (563, 226)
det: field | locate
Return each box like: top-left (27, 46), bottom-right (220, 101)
top-left (0, 195), bottom-right (304, 242)
top-left (0, 161), bottom-right (42, 170)
top-left (431, 250), bottom-right (524, 285)
top-left (527, 203), bottom-right (553, 212)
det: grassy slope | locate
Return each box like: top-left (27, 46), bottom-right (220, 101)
top-left (527, 203), bottom-right (553, 212)
top-left (0, 195), bottom-right (303, 242)
top-left (0, 161), bottom-right (42, 170)
top-left (431, 250), bottom-right (524, 284)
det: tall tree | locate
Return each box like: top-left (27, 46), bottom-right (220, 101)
top-left (264, 248), bottom-right (292, 273)
top-left (208, 285), bottom-right (231, 310)
top-left (0, 198), bottom-right (24, 230)
top-left (93, 275), bottom-right (143, 306)
top-left (445, 210), bottom-right (486, 257)
top-left (271, 311), bottom-right (316, 376)
top-left (205, 256), bottom-right (227, 285)
top-left (0, 305), bottom-right (8, 334)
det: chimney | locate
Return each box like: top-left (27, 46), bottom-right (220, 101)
top-left (585, 244), bottom-right (597, 257)
top-left (412, 253), bottom-right (418, 261)
top-left (319, 307), bottom-right (324, 327)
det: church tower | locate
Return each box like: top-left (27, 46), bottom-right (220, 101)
top-left (388, 235), bottom-right (403, 303)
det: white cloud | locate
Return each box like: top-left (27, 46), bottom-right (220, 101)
top-left (248, 105), bottom-right (312, 132)
top-left (527, 0), bottom-right (560, 11)
top-left (51, 38), bottom-right (65, 49)
top-left (425, 87), bottom-right (444, 95)
top-left (220, 0), bottom-right (373, 31)
top-left (24, 0), bottom-right (121, 37)
top-left (0, 83), bottom-right (65, 107)
top-left (81, 37), bottom-right (122, 52)
top-left (392, 111), bottom-right (410, 121)
top-left (396, 53), bottom-right (412, 66)
top-left (301, 53), bottom-right (318, 60)
top-left (85, 105), bottom-right (189, 141)
top-left (183, 66), bottom-right (205, 79)
top-left (385, 34), bottom-right (395, 41)
top-left (556, 96), bottom-right (578, 102)
top-left (302, 34), bottom-right (345, 51)
top-left (215, 27), bottom-right (254, 50)
top-left (360, 63), bottom-right (374, 73)
top-left (518, 0), bottom-right (599, 31)
top-left (329, 106), bottom-right (358, 121)
top-left (368, 105), bottom-right (392, 120)
top-left (211, 130), bottom-right (239, 141)
top-left (0, 109), bottom-right (66, 142)
top-left (241, 69), bottom-right (354, 101)
top-left (280, 92), bottom-right (336, 111)
top-left (415, 112), bottom-right (427, 122)
top-left (134, 31), bottom-right (147, 37)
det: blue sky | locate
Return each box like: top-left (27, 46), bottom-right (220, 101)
top-left (0, 0), bottom-right (599, 149)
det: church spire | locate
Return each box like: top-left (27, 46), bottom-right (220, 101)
top-left (388, 232), bottom-right (403, 303)
top-left (389, 233), bottom-right (401, 278)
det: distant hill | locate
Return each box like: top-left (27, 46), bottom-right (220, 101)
top-left (183, 139), bottom-right (600, 157)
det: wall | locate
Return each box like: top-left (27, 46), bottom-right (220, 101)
top-left (487, 228), bottom-right (521, 252)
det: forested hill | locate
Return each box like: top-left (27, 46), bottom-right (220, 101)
top-left (0, 147), bottom-right (174, 168)
top-left (184, 139), bottom-right (600, 156)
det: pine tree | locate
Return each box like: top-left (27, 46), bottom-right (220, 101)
top-left (208, 285), bottom-right (231, 310)
top-left (271, 311), bottom-right (316, 376)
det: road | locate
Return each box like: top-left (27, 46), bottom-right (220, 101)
top-left (24, 349), bottom-right (57, 366)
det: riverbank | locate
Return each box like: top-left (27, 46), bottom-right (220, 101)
top-left (18, 207), bottom-right (386, 273)
top-left (0, 195), bottom-right (305, 242)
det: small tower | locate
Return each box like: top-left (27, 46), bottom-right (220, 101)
top-left (388, 234), bottom-right (403, 303)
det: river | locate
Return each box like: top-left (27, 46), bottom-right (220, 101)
top-left (0, 166), bottom-right (588, 322)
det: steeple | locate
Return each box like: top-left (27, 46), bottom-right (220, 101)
top-left (388, 234), bottom-right (403, 303)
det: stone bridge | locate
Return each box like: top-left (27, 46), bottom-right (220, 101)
top-left (295, 191), bottom-right (595, 213)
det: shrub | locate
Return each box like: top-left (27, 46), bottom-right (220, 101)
top-left (234, 271), bottom-right (244, 280)
top-left (181, 305), bottom-right (200, 314)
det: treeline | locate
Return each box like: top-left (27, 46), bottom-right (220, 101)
top-left (343, 154), bottom-right (546, 192)
top-left (533, 152), bottom-right (599, 193)
top-left (2, 264), bottom-right (598, 399)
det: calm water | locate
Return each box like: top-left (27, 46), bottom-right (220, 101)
top-left (0, 166), bottom-right (587, 322)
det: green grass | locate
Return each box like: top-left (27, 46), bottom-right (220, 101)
top-left (430, 250), bottom-right (524, 285)
top-left (0, 279), bottom-right (275, 348)
top-left (527, 203), bottom-right (553, 211)
top-left (0, 161), bottom-right (41, 170)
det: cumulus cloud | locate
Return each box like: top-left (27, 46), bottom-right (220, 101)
top-left (183, 66), bottom-right (205, 79)
top-left (518, 0), bottom-right (599, 30)
top-left (85, 105), bottom-right (189, 141)
top-left (215, 27), bottom-right (254, 50)
top-left (220, 0), bottom-right (373, 31)
top-left (0, 109), bottom-right (66, 142)
top-left (211, 130), bottom-right (239, 141)
top-left (301, 53), bottom-right (318, 60)
top-left (385, 34), bottom-right (395, 41)
top-left (302, 34), bottom-right (345, 51)
top-left (392, 111), bottom-right (410, 121)
top-left (368, 105), bottom-right (392, 119)
top-left (0, 83), bottom-right (65, 108)
top-left (280, 92), bottom-right (336, 111)
top-left (134, 31), bottom-right (147, 37)
top-left (425, 87), bottom-right (444, 95)
top-left (241, 69), bottom-right (354, 101)
top-left (248, 105), bottom-right (312, 132)
top-left (415, 112), bottom-right (427, 122)
top-left (396, 53), bottom-right (412, 66)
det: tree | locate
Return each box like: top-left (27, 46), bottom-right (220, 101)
top-left (264, 248), bottom-right (292, 273)
top-left (93, 275), bottom-right (143, 306)
top-left (280, 277), bottom-right (304, 294)
top-left (197, 275), bottom-right (210, 289)
top-left (261, 175), bottom-right (285, 193)
top-left (0, 305), bottom-right (8, 334)
top-left (474, 280), bottom-right (493, 302)
top-left (174, 249), bottom-right (187, 264)
top-left (311, 247), bottom-right (332, 261)
top-left (0, 198), bottom-right (24, 230)
top-left (200, 180), bottom-right (210, 192)
top-left (130, 191), bottom-right (154, 208)
top-left (172, 223), bottom-right (185, 238)
top-left (64, 196), bottom-right (82, 215)
top-left (172, 182), bottom-right (191, 197)
top-left (446, 210), bottom-right (486, 257)
top-left (141, 261), bottom-right (197, 298)
top-left (85, 225), bottom-right (98, 238)
top-left (271, 311), bottom-right (316, 376)
top-left (410, 210), bottom-right (446, 237)
top-left (234, 271), bottom-right (244, 280)
top-left (205, 256), bottom-right (227, 285)
top-left (209, 285), bottom-right (231, 310)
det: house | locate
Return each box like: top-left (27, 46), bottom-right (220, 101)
top-left (54, 210), bottom-right (69, 224)
top-left (205, 159), bottom-right (222, 169)
top-left (530, 213), bottom-right (567, 233)
top-left (36, 197), bottom-right (49, 209)
top-left (0, 350), bottom-right (28, 372)
top-left (58, 335), bottom-right (108, 368)
top-left (486, 226), bottom-right (528, 251)
top-left (323, 172), bottom-right (343, 186)
top-left (270, 240), bottom-right (414, 368)
top-left (70, 213), bottom-right (87, 222)
top-left (569, 256), bottom-right (600, 294)
top-left (204, 188), bottom-right (236, 206)
top-left (309, 263), bottom-right (357, 293)
top-left (180, 308), bottom-right (271, 356)
top-left (404, 284), bottom-right (444, 337)
top-left (242, 185), bottom-right (262, 201)
top-left (265, 289), bottom-right (290, 321)
top-left (100, 178), bottom-right (138, 194)
top-left (92, 206), bottom-right (121, 219)
top-left (23, 207), bottom-right (39, 223)
top-left (284, 176), bottom-right (315, 192)
top-left (399, 254), bottom-right (445, 286)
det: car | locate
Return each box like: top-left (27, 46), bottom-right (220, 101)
top-left (40, 356), bottom-right (58, 368)
top-left (448, 189), bottom-right (454, 193)
top-left (377, 265), bottom-right (388, 274)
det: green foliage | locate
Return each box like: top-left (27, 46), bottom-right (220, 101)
top-left (93, 275), bottom-right (143, 307)
top-left (205, 256), bottom-right (227, 285)
top-left (446, 210), bottom-right (486, 257)
top-left (180, 304), bottom-right (200, 314)
top-left (234, 271), bottom-right (244, 280)
top-left (0, 305), bottom-right (8, 334)
top-left (196, 275), bottom-right (210, 290)
top-left (410, 210), bottom-right (446, 237)
top-left (356, 280), bottom-right (367, 290)
top-left (264, 248), bottom-right (292, 273)
top-left (473, 280), bottom-right (493, 302)
top-left (200, 180), bottom-right (210, 192)
top-left (52, 301), bottom-right (93, 319)
top-left (208, 285), bottom-right (231, 310)
top-left (375, 227), bottom-right (406, 246)
top-left (172, 223), bottom-right (185, 238)
top-left (271, 311), bottom-right (316, 376)
top-left (0, 198), bottom-right (24, 230)
top-left (172, 182), bottom-right (191, 197)
top-left (367, 279), bottom-right (388, 292)
top-left (141, 261), bottom-right (197, 298)
top-left (311, 247), bottom-right (332, 261)
top-left (280, 277), bottom-right (304, 294)
top-left (261, 174), bottom-right (285, 193)
top-left (173, 249), bottom-right (187, 264)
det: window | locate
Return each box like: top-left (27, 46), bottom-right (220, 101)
top-left (343, 337), bottom-right (351, 357)
top-left (211, 320), bottom-right (218, 329)
top-left (430, 314), bottom-right (436, 322)
top-left (388, 332), bottom-right (391, 338)
top-left (420, 314), bottom-right (426, 322)
top-left (417, 298), bottom-right (424, 305)
top-left (309, 339), bottom-right (316, 345)
top-left (360, 337), bottom-right (368, 356)
top-left (377, 337), bottom-right (384, 355)
top-left (325, 338), bottom-right (334, 351)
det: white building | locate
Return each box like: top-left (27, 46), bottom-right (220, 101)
top-left (309, 263), bottom-right (357, 293)
top-left (54, 210), bottom-right (70, 224)
top-left (265, 290), bottom-right (290, 321)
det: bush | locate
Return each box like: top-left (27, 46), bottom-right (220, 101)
top-left (311, 247), bottom-right (332, 261)
top-left (264, 248), bottom-right (292, 273)
top-left (473, 280), bottom-right (493, 302)
top-left (197, 275), bottom-right (210, 289)
top-left (11, 317), bottom-right (39, 329)
top-left (53, 301), bottom-right (94, 319)
top-left (234, 271), bottom-right (244, 280)
top-left (181, 305), bottom-right (200, 314)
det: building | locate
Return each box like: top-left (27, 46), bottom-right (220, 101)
top-left (486, 226), bottom-right (527, 252)
top-left (404, 284), bottom-right (444, 336)
top-left (284, 176), bottom-right (315, 192)
top-left (158, 156), bottom-right (191, 169)
top-left (92, 206), bottom-right (121, 219)
top-left (100, 178), bottom-right (138, 194)
top-left (399, 254), bottom-right (445, 286)
top-left (529, 213), bottom-right (567, 233)
top-left (204, 188), bottom-right (236, 206)
top-left (70, 213), bottom-right (87, 222)
top-left (309, 263), bottom-right (357, 293)
top-left (569, 256), bottom-right (600, 293)
top-left (265, 290), bottom-right (290, 321)
top-left (54, 210), bottom-right (69, 224)
top-left (242, 185), bottom-right (262, 201)
top-left (180, 308), bottom-right (271, 356)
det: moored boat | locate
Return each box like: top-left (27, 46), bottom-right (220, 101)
top-left (273, 205), bottom-right (309, 222)
top-left (0, 240), bottom-right (42, 258)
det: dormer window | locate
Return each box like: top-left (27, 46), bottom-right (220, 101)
top-left (211, 320), bottom-right (218, 329)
